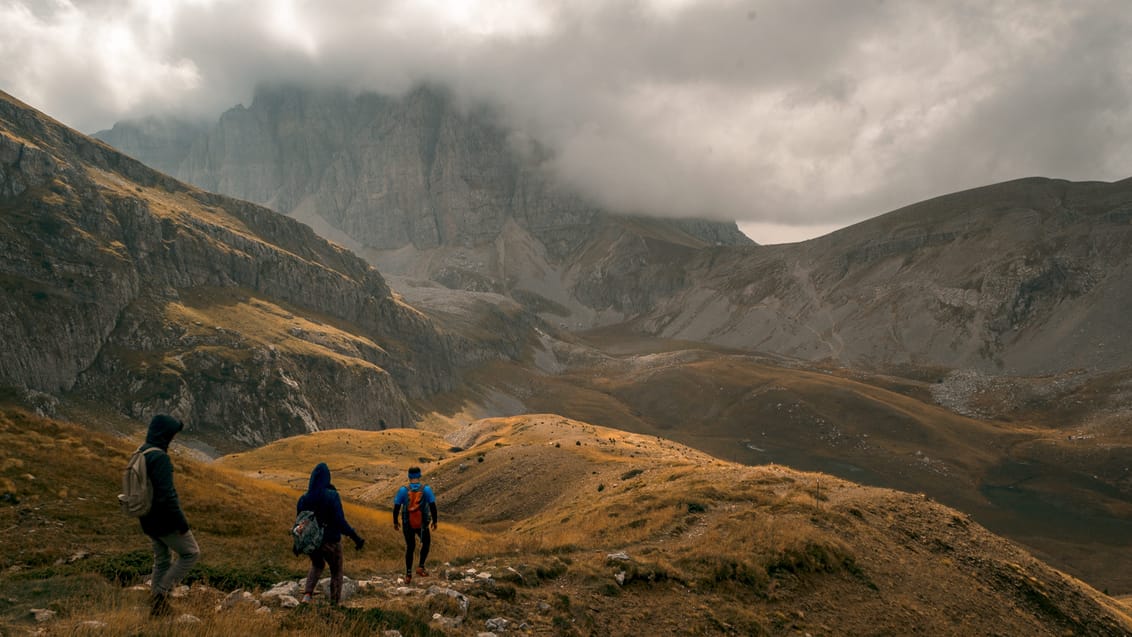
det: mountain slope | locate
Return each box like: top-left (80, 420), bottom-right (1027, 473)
top-left (644, 177), bottom-right (1132, 375)
top-left (0, 90), bottom-right (456, 449)
top-left (217, 414), bottom-right (1132, 636)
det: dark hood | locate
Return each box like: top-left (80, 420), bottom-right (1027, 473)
top-left (308, 462), bottom-right (331, 493)
top-left (145, 414), bottom-right (183, 450)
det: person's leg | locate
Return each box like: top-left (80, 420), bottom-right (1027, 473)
top-left (154, 530), bottom-right (200, 594)
top-left (304, 545), bottom-right (327, 599)
top-left (326, 541), bottom-right (344, 605)
top-left (149, 534), bottom-right (175, 617)
top-left (402, 526), bottom-right (417, 580)
top-left (150, 535), bottom-right (173, 596)
top-left (417, 527), bottom-right (431, 575)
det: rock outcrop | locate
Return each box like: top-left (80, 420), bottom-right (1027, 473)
top-left (0, 90), bottom-right (456, 448)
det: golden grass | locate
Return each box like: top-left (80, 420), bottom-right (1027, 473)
top-left (164, 287), bottom-right (389, 369)
top-left (4, 404), bottom-right (1132, 636)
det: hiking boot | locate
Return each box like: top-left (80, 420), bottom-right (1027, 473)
top-left (404, 573), bottom-right (412, 585)
top-left (149, 593), bottom-right (172, 618)
top-left (415, 566), bottom-right (429, 577)
top-left (300, 593), bottom-right (312, 604)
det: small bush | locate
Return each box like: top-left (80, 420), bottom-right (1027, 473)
top-left (765, 541), bottom-right (848, 577)
top-left (188, 562), bottom-right (298, 591)
top-left (90, 550), bottom-right (152, 585)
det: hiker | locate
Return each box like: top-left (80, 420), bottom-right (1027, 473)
top-left (296, 463), bottom-right (365, 605)
top-left (393, 466), bottom-right (438, 584)
top-left (137, 414), bottom-right (200, 618)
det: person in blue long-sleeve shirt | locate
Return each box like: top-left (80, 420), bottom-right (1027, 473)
top-left (296, 463), bottom-right (365, 605)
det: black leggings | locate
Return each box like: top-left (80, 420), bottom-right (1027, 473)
top-left (403, 526), bottom-right (431, 573)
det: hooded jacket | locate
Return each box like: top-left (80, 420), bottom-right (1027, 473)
top-left (296, 463), bottom-right (361, 545)
top-left (139, 415), bottom-right (191, 537)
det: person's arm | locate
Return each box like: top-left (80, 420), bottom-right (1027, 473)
top-left (392, 487), bottom-right (405, 530)
top-left (330, 492), bottom-right (361, 543)
top-left (426, 486), bottom-right (438, 530)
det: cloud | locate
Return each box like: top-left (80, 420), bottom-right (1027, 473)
top-left (2, 0), bottom-right (1129, 242)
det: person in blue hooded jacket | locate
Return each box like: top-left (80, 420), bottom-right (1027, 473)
top-left (137, 414), bottom-right (200, 618)
top-left (296, 463), bottom-right (365, 605)
top-left (392, 466), bottom-right (437, 584)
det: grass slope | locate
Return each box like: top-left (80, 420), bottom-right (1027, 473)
top-left (3, 405), bottom-right (1131, 635)
top-left (437, 342), bottom-right (1132, 595)
top-left (222, 414), bottom-right (1132, 636)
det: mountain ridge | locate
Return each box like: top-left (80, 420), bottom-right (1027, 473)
top-left (0, 89), bottom-right (459, 448)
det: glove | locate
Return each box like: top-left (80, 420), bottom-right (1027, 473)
top-left (430, 520), bottom-right (438, 531)
top-left (354, 537), bottom-right (365, 551)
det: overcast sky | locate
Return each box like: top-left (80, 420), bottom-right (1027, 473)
top-left (2, 1), bottom-right (1129, 244)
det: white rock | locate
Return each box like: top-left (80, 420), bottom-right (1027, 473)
top-left (221, 589), bottom-right (260, 610)
top-left (170, 584), bottom-right (190, 598)
top-left (279, 595), bottom-right (300, 609)
top-left (30, 608), bottom-right (56, 622)
top-left (262, 581), bottom-right (301, 600)
top-left (174, 614), bottom-right (201, 625)
top-left (486, 617), bottom-right (510, 631)
top-left (318, 576), bottom-right (358, 601)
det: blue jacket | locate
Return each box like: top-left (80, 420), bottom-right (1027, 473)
top-left (297, 463), bottom-right (360, 545)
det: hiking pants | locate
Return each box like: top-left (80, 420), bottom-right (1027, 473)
top-left (304, 540), bottom-right (344, 604)
top-left (403, 525), bottom-right (430, 573)
top-left (149, 530), bottom-right (200, 595)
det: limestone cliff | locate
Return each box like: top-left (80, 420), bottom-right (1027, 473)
top-left (0, 90), bottom-right (456, 449)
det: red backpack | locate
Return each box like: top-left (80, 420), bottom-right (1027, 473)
top-left (407, 489), bottom-right (425, 529)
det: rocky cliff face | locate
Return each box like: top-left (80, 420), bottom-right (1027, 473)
top-left (0, 90), bottom-right (457, 449)
top-left (96, 85), bottom-right (751, 325)
top-left (643, 177), bottom-right (1132, 375)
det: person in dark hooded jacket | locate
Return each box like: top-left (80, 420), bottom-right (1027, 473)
top-left (296, 463), bottom-right (365, 605)
top-left (137, 414), bottom-right (200, 618)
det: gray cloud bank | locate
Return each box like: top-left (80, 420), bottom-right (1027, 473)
top-left (2, 0), bottom-right (1130, 243)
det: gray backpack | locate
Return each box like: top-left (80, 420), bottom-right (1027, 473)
top-left (118, 447), bottom-right (161, 517)
top-left (292, 510), bottom-right (324, 555)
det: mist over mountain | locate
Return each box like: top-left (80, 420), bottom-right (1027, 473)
top-left (96, 84), bottom-right (752, 326)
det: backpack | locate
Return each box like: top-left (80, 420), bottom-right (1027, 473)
top-left (118, 447), bottom-right (162, 517)
top-left (292, 510), bottom-right (324, 555)
top-left (406, 488), bottom-right (428, 530)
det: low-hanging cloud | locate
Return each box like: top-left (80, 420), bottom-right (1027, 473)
top-left (2, 0), bottom-right (1129, 243)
